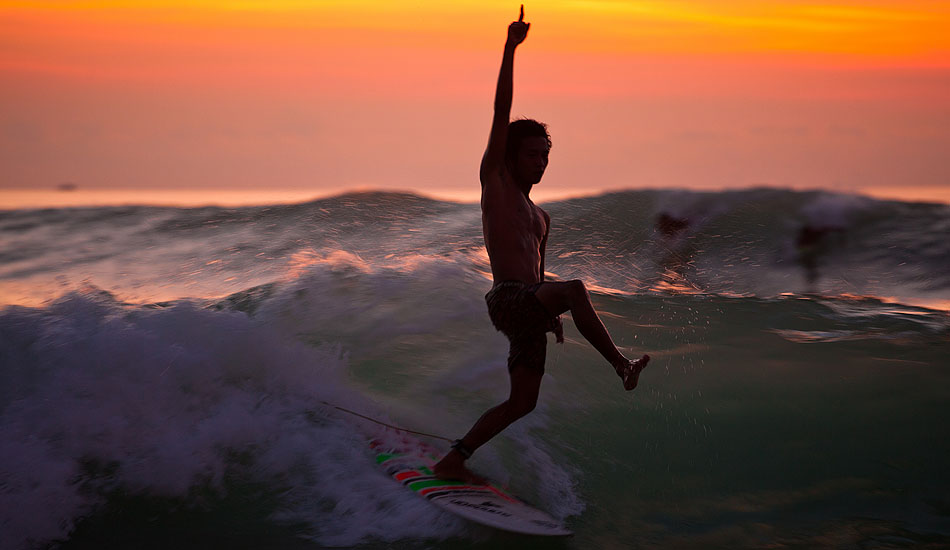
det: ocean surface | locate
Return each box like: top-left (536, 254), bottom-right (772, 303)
top-left (1, 188), bottom-right (948, 549)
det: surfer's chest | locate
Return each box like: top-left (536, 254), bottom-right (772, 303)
top-left (518, 202), bottom-right (546, 238)
top-left (481, 179), bottom-right (548, 241)
top-left (495, 198), bottom-right (546, 239)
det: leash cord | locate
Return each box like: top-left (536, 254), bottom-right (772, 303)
top-left (319, 400), bottom-right (454, 443)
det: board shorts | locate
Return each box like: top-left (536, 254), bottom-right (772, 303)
top-left (485, 280), bottom-right (559, 374)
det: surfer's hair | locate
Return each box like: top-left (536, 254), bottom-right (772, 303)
top-left (505, 118), bottom-right (551, 168)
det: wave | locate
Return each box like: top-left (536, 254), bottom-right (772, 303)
top-left (2, 188), bottom-right (947, 311)
top-left (0, 255), bottom-right (588, 549)
top-left (2, 239), bottom-right (949, 548)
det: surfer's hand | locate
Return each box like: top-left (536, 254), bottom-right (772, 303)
top-left (507, 5), bottom-right (529, 47)
top-left (553, 316), bottom-right (564, 343)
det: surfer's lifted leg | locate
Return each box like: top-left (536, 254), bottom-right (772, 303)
top-left (535, 280), bottom-right (650, 391)
top-left (433, 6), bottom-right (651, 484)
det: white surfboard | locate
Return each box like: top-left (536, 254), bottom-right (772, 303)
top-left (371, 435), bottom-right (572, 536)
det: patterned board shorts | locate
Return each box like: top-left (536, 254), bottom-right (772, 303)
top-left (485, 280), bottom-right (558, 374)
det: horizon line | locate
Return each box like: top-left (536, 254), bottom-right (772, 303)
top-left (1, 184), bottom-right (948, 209)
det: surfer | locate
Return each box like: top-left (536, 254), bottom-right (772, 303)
top-left (434, 6), bottom-right (651, 483)
top-left (796, 223), bottom-right (845, 291)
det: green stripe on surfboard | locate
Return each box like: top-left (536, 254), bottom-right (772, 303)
top-left (375, 453), bottom-right (398, 464)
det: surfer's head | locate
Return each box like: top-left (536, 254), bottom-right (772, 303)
top-left (506, 119), bottom-right (551, 187)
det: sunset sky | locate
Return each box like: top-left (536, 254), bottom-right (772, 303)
top-left (1, 0), bottom-right (948, 204)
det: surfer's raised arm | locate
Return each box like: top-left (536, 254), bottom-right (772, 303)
top-left (480, 5), bottom-right (530, 185)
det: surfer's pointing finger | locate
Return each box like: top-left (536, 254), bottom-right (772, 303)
top-left (508, 5), bottom-right (529, 46)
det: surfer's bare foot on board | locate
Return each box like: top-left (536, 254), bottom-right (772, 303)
top-left (433, 451), bottom-right (488, 485)
top-left (615, 354), bottom-right (650, 391)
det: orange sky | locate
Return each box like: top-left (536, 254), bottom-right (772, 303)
top-left (1, 1), bottom-right (949, 204)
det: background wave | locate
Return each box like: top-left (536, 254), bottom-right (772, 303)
top-left (2, 188), bottom-right (947, 309)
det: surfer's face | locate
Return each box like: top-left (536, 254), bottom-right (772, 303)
top-left (514, 136), bottom-right (549, 186)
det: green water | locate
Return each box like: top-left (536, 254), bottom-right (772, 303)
top-left (352, 294), bottom-right (950, 548)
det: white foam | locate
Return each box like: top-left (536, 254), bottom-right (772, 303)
top-left (0, 287), bottom-right (469, 549)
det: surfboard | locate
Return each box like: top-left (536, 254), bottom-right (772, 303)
top-left (370, 435), bottom-right (572, 536)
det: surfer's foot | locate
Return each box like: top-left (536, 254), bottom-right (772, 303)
top-left (614, 354), bottom-right (650, 391)
top-left (433, 451), bottom-right (488, 485)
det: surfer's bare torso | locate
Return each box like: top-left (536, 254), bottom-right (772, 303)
top-left (481, 165), bottom-right (549, 285)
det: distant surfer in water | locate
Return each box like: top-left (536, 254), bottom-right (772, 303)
top-left (434, 5), bottom-right (651, 483)
top-left (795, 223), bottom-right (845, 292)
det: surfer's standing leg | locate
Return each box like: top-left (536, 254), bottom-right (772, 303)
top-left (433, 365), bottom-right (542, 484)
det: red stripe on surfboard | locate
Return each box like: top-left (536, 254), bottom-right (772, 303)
top-left (391, 470), bottom-right (519, 503)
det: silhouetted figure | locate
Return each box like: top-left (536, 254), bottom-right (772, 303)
top-left (433, 6), bottom-right (651, 484)
top-left (796, 224), bottom-right (844, 291)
